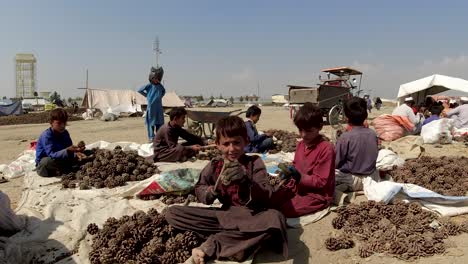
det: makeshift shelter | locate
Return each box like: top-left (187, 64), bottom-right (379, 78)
top-left (81, 89), bottom-right (184, 113)
top-left (398, 74), bottom-right (468, 105)
top-left (0, 101), bottom-right (23, 116)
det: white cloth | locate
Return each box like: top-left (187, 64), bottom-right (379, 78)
top-left (446, 104), bottom-right (468, 129)
top-left (392, 104), bottom-right (418, 125)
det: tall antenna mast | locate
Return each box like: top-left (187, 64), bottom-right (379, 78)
top-left (153, 36), bottom-right (162, 67)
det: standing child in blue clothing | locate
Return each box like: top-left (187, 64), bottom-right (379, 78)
top-left (138, 67), bottom-right (166, 142)
top-left (244, 105), bottom-right (275, 153)
top-left (335, 97), bottom-right (380, 191)
top-left (35, 108), bottom-right (85, 177)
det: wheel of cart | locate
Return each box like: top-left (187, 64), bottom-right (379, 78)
top-left (186, 109), bottom-right (246, 138)
top-left (327, 104), bottom-right (346, 129)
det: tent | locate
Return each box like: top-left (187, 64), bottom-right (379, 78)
top-left (0, 101), bottom-right (23, 116)
top-left (81, 89), bottom-right (184, 113)
top-left (398, 74), bottom-right (468, 105)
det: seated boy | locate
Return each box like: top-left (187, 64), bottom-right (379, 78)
top-left (422, 105), bottom-right (442, 126)
top-left (35, 108), bottom-right (85, 177)
top-left (278, 103), bottom-right (336, 218)
top-left (165, 116), bottom-right (296, 263)
top-left (244, 105), bottom-right (274, 153)
top-left (335, 97), bottom-right (379, 192)
top-left (150, 107), bottom-right (206, 162)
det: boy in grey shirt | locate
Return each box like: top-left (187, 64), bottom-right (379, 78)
top-left (335, 97), bottom-right (379, 191)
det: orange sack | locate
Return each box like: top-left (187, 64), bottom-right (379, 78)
top-left (371, 115), bottom-right (414, 141)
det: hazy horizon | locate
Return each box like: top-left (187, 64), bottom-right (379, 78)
top-left (2, 0), bottom-right (468, 100)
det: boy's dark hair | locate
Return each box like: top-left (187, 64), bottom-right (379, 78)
top-left (293, 102), bottom-right (323, 130)
top-left (246, 105), bottom-right (262, 118)
top-left (344, 97), bottom-right (368, 126)
top-left (49, 108), bottom-right (68, 123)
top-left (169, 107), bottom-right (187, 121)
top-left (215, 116), bottom-right (248, 144)
top-left (430, 105), bottom-right (442, 115)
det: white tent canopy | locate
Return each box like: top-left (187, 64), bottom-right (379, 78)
top-left (81, 89), bottom-right (184, 113)
top-left (398, 74), bottom-right (468, 104)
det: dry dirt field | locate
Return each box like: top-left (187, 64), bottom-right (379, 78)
top-left (1, 105), bottom-right (468, 264)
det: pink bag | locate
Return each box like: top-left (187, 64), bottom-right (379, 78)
top-left (372, 115), bottom-right (415, 141)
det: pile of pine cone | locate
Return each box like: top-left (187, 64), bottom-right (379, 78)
top-left (326, 200), bottom-right (468, 260)
top-left (195, 148), bottom-right (221, 160)
top-left (61, 146), bottom-right (160, 189)
top-left (389, 156), bottom-right (468, 196)
top-left (264, 129), bottom-right (300, 153)
top-left (87, 209), bottom-right (203, 264)
top-left (139, 193), bottom-right (198, 205)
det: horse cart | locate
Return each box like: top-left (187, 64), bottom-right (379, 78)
top-left (186, 109), bottom-right (245, 138)
top-left (288, 67), bottom-right (363, 128)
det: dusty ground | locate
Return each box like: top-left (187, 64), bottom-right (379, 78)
top-left (1, 105), bottom-right (468, 263)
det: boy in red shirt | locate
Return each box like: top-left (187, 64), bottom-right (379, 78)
top-left (279, 103), bottom-right (336, 218)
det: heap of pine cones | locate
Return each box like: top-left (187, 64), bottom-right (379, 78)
top-left (61, 146), bottom-right (160, 189)
top-left (88, 209), bottom-right (203, 264)
top-left (326, 200), bottom-right (468, 260)
top-left (389, 156), bottom-right (468, 196)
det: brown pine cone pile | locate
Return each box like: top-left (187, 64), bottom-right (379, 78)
top-left (87, 209), bottom-right (203, 264)
top-left (139, 193), bottom-right (198, 205)
top-left (325, 200), bottom-right (468, 260)
top-left (61, 146), bottom-right (160, 189)
top-left (389, 156), bottom-right (468, 196)
top-left (195, 148), bottom-right (222, 161)
top-left (264, 129), bottom-right (300, 153)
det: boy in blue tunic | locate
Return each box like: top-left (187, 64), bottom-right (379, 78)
top-left (35, 108), bottom-right (85, 177)
top-left (138, 67), bottom-right (166, 142)
top-left (244, 105), bottom-right (274, 153)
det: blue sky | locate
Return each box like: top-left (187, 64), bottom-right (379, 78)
top-left (1, 0), bottom-right (468, 99)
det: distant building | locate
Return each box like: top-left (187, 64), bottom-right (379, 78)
top-left (15, 53), bottom-right (37, 98)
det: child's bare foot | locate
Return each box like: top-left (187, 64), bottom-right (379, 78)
top-left (192, 247), bottom-right (205, 264)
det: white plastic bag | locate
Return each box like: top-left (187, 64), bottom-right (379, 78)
top-left (420, 118), bottom-right (454, 144)
top-left (376, 149), bottom-right (405, 171)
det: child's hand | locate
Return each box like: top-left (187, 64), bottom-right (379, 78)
top-left (220, 160), bottom-right (246, 185)
top-left (76, 152), bottom-right (87, 161)
top-left (191, 145), bottom-right (202, 152)
top-left (67, 145), bottom-right (82, 153)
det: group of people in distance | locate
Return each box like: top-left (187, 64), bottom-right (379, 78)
top-left (392, 95), bottom-right (468, 133)
top-left (34, 67), bottom-right (380, 263)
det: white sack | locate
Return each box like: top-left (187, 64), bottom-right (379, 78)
top-left (420, 118), bottom-right (454, 144)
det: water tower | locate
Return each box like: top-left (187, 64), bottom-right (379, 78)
top-left (15, 53), bottom-right (37, 98)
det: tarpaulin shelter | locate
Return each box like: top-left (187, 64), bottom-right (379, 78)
top-left (81, 89), bottom-right (184, 113)
top-left (0, 101), bottom-right (23, 116)
top-left (398, 74), bottom-right (468, 105)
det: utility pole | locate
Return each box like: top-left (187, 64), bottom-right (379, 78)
top-left (257, 81), bottom-right (260, 99)
top-left (153, 36), bottom-right (162, 67)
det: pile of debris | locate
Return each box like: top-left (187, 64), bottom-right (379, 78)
top-left (264, 129), bottom-right (300, 153)
top-left (326, 200), bottom-right (468, 260)
top-left (0, 110), bottom-right (83, 126)
top-left (87, 209), bottom-right (203, 264)
top-left (389, 156), bottom-right (468, 196)
top-left (61, 146), bottom-right (159, 189)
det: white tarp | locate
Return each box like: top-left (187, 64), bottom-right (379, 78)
top-left (0, 142), bottom-right (325, 264)
top-left (397, 74), bottom-right (468, 105)
top-left (81, 89), bottom-right (184, 112)
top-left (363, 178), bottom-right (468, 217)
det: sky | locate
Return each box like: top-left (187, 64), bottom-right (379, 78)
top-left (1, 0), bottom-right (468, 99)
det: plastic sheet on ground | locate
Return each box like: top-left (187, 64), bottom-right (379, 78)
top-left (1, 142), bottom-right (323, 264)
top-left (386, 135), bottom-right (425, 160)
top-left (363, 177), bottom-right (468, 217)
